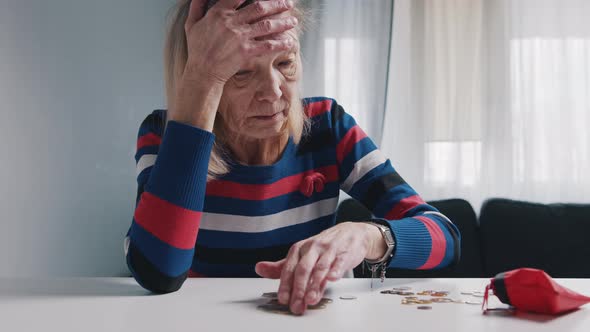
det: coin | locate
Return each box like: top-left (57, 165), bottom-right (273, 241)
top-left (430, 297), bottom-right (453, 303)
top-left (397, 291), bottom-right (415, 296)
top-left (262, 292), bottom-right (278, 298)
top-left (401, 298), bottom-right (432, 305)
top-left (392, 286), bottom-right (412, 291)
top-left (431, 292), bottom-right (449, 297)
top-left (319, 298), bottom-right (333, 304)
top-left (257, 303), bottom-right (293, 315)
top-left (417, 306), bottom-right (433, 310)
top-left (340, 295), bottom-right (357, 300)
top-left (465, 301), bottom-right (483, 305)
top-left (308, 303), bottom-right (327, 310)
top-left (460, 291), bottom-right (473, 295)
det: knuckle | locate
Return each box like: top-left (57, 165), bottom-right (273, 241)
top-left (295, 264), bottom-right (311, 277)
top-left (284, 262), bottom-right (297, 274)
top-left (260, 19), bottom-right (273, 32)
top-left (253, 2), bottom-right (266, 15)
top-left (290, 241), bottom-right (302, 253)
top-left (264, 41), bottom-right (275, 51)
top-left (294, 289), bottom-right (306, 299)
top-left (315, 260), bottom-right (330, 271)
top-left (239, 42), bottom-right (251, 54)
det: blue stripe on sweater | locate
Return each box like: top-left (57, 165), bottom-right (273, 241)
top-left (129, 221), bottom-right (194, 277)
top-left (385, 217), bottom-right (432, 269)
top-left (145, 121), bottom-right (214, 211)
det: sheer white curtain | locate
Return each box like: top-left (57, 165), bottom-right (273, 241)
top-left (382, 0), bottom-right (590, 211)
top-left (299, 0), bottom-right (393, 142)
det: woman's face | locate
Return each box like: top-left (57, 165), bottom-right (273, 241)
top-left (217, 30), bottom-right (302, 141)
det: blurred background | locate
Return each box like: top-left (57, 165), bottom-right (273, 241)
top-left (1, 0), bottom-right (588, 278)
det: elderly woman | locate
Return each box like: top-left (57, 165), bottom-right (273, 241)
top-left (125, 0), bottom-right (460, 315)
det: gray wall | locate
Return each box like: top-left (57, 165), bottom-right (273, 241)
top-left (0, 0), bottom-right (173, 277)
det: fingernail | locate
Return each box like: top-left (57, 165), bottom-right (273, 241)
top-left (286, 0), bottom-right (294, 8)
top-left (307, 290), bottom-right (317, 302)
top-left (291, 17), bottom-right (298, 25)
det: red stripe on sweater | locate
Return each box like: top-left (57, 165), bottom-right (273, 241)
top-left (137, 133), bottom-right (162, 150)
top-left (305, 99), bottom-right (333, 118)
top-left (415, 216), bottom-right (447, 270)
top-left (384, 195), bottom-right (426, 220)
top-left (134, 192), bottom-right (201, 250)
top-left (206, 165), bottom-right (339, 200)
top-left (336, 125), bottom-right (367, 163)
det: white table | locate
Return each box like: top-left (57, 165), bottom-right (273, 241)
top-left (1, 278), bottom-right (589, 332)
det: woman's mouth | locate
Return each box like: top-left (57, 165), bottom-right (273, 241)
top-left (253, 110), bottom-right (285, 121)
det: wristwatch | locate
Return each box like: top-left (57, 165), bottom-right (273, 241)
top-left (363, 221), bottom-right (396, 265)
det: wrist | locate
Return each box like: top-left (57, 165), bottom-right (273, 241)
top-left (182, 60), bottom-right (229, 88)
top-left (169, 80), bottom-right (224, 131)
top-left (363, 223), bottom-right (388, 261)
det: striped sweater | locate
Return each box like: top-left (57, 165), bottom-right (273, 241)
top-left (125, 97), bottom-right (461, 293)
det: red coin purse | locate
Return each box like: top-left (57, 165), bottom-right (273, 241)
top-left (483, 268), bottom-right (590, 315)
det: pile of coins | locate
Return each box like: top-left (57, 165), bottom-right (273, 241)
top-left (257, 292), bottom-right (333, 315)
top-left (380, 286), bottom-right (487, 309)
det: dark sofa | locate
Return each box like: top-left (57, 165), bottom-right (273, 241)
top-left (335, 198), bottom-right (590, 278)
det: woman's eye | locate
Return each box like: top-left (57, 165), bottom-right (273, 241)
top-left (234, 70), bottom-right (253, 78)
top-left (278, 60), bottom-right (294, 67)
top-left (279, 59), bottom-right (296, 76)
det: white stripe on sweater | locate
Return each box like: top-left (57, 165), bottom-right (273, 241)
top-left (341, 149), bottom-right (388, 192)
top-left (136, 154), bottom-right (157, 176)
top-left (200, 197), bottom-right (339, 233)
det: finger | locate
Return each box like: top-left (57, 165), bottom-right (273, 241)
top-left (236, 0), bottom-right (294, 24)
top-left (186, 0), bottom-right (207, 27)
top-left (289, 246), bottom-right (320, 315)
top-left (304, 249), bottom-right (336, 305)
top-left (317, 278), bottom-right (328, 300)
top-left (217, 0), bottom-right (249, 10)
top-left (246, 15), bottom-right (298, 39)
top-left (278, 243), bottom-right (301, 305)
top-left (255, 259), bottom-right (285, 279)
top-left (246, 38), bottom-right (294, 56)
top-left (326, 255), bottom-right (346, 281)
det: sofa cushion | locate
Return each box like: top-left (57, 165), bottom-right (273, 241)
top-left (480, 198), bottom-right (590, 278)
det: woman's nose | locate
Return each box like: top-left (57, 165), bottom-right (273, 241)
top-left (255, 73), bottom-right (283, 102)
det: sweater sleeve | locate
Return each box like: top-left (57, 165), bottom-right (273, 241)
top-left (124, 111), bottom-right (215, 293)
top-left (329, 99), bottom-right (461, 270)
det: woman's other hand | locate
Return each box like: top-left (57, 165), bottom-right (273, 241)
top-left (255, 222), bottom-right (387, 315)
top-left (184, 0), bottom-right (298, 84)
